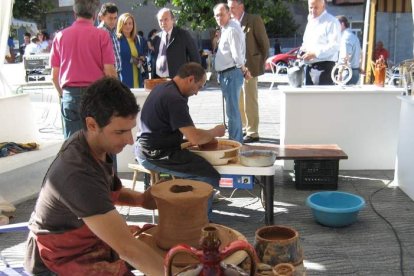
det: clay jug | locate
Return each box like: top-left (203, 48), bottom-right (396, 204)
top-left (164, 226), bottom-right (258, 276)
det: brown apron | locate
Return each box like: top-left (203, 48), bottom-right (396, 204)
top-left (33, 190), bottom-right (134, 276)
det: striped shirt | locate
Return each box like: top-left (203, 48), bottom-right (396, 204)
top-left (98, 22), bottom-right (122, 73)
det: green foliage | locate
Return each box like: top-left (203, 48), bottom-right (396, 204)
top-left (134, 0), bottom-right (299, 37)
top-left (13, 0), bottom-right (55, 29)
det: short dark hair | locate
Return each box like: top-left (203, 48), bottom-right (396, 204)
top-left (73, 0), bottom-right (100, 19)
top-left (98, 2), bottom-right (118, 17)
top-left (336, 15), bottom-right (349, 28)
top-left (24, 32), bottom-right (31, 38)
top-left (176, 62), bottom-right (206, 82)
top-left (80, 77), bottom-right (140, 129)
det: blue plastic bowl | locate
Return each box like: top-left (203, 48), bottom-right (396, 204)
top-left (306, 191), bottom-right (365, 227)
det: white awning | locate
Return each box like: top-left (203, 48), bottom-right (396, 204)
top-left (11, 18), bottom-right (38, 34)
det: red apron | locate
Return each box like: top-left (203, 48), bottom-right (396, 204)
top-left (34, 190), bottom-right (134, 276)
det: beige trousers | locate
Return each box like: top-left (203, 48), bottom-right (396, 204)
top-left (239, 76), bottom-right (259, 137)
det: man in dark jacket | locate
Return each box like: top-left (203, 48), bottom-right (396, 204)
top-left (153, 8), bottom-right (201, 78)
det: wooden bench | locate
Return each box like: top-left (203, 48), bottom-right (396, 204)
top-left (244, 144), bottom-right (348, 189)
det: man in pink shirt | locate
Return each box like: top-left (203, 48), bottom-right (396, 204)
top-left (50, 0), bottom-right (117, 139)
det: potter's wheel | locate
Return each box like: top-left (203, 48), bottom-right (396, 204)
top-left (136, 223), bottom-right (248, 267)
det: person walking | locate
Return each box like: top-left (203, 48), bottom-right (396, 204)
top-left (228, 0), bottom-right (269, 143)
top-left (50, 0), bottom-right (117, 139)
top-left (213, 3), bottom-right (250, 144)
top-left (337, 15), bottom-right (361, 85)
top-left (299, 0), bottom-right (341, 85)
top-left (153, 8), bottom-right (200, 78)
top-left (117, 13), bottom-right (144, 88)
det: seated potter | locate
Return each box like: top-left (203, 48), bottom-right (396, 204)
top-left (24, 78), bottom-right (164, 275)
top-left (135, 62), bottom-right (225, 216)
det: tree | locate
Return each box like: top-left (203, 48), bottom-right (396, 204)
top-left (13, 0), bottom-right (55, 30)
top-left (134, 0), bottom-right (299, 37)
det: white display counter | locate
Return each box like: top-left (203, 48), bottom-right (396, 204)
top-left (394, 96), bottom-right (414, 200)
top-left (279, 85), bottom-right (404, 170)
top-left (117, 89), bottom-right (150, 172)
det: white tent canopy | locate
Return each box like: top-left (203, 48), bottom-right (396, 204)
top-left (11, 18), bottom-right (38, 34)
top-left (0, 0), bottom-right (14, 97)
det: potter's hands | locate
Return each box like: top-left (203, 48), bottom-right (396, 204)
top-left (212, 124), bottom-right (226, 137)
top-left (129, 224), bottom-right (156, 237)
top-left (141, 187), bottom-right (157, 210)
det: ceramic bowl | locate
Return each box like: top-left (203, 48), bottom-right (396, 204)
top-left (306, 191), bottom-right (365, 227)
top-left (240, 150), bottom-right (276, 167)
top-left (181, 139), bottom-right (241, 165)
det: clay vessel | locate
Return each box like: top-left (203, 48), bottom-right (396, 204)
top-left (254, 225), bottom-right (303, 266)
top-left (151, 179), bottom-right (212, 250)
top-left (273, 263), bottom-right (295, 276)
top-left (144, 78), bottom-right (170, 91)
top-left (164, 225), bottom-right (258, 275)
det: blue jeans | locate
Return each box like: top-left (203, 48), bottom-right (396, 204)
top-left (137, 157), bottom-right (218, 219)
top-left (347, 69), bottom-right (360, 85)
top-left (219, 68), bottom-right (244, 143)
top-left (61, 87), bottom-right (87, 139)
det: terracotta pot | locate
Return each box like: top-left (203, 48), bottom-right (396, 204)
top-left (150, 179), bottom-right (212, 250)
top-left (254, 225), bottom-right (303, 266)
top-left (273, 263), bottom-right (295, 276)
top-left (144, 78), bottom-right (170, 91)
top-left (374, 67), bottom-right (386, 87)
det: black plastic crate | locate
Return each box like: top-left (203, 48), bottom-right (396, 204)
top-left (294, 160), bottom-right (339, 190)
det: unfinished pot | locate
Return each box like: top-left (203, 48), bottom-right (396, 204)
top-left (150, 179), bottom-right (212, 250)
top-left (181, 139), bottom-right (241, 165)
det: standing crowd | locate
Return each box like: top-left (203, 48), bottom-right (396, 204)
top-left (22, 0), bottom-right (378, 275)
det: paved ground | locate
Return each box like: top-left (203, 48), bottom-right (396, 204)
top-left (1, 63), bottom-right (414, 275)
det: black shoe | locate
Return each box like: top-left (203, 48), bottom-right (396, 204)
top-left (243, 136), bottom-right (259, 143)
top-left (243, 131), bottom-right (247, 137)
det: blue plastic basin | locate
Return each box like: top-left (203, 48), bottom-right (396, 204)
top-left (306, 191), bottom-right (365, 227)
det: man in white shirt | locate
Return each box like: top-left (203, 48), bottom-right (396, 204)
top-left (299, 0), bottom-right (341, 85)
top-left (337, 15), bottom-right (361, 85)
top-left (228, 0), bottom-right (269, 144)
top-left (213, 3), bottom-right (250, 143)
top-left (24, 37), bottom-right (41, 56)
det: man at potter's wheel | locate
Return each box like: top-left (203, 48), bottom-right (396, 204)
top-left (24, 78), bottom-right (164, 275)
top-left (135, 62), bottom-right (226, 217)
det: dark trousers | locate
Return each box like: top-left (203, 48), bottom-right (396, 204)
top-left (305, 61), bottom-right (336, 85)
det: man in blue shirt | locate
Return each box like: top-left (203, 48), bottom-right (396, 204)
top-left (337, 15), bottom-right (361, 85)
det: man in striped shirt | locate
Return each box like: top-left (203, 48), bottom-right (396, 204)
top-left (98, 2), bottom-right (122, 78)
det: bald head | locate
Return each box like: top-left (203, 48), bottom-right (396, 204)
top-left (308, 0), bottom-right (325, 19)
